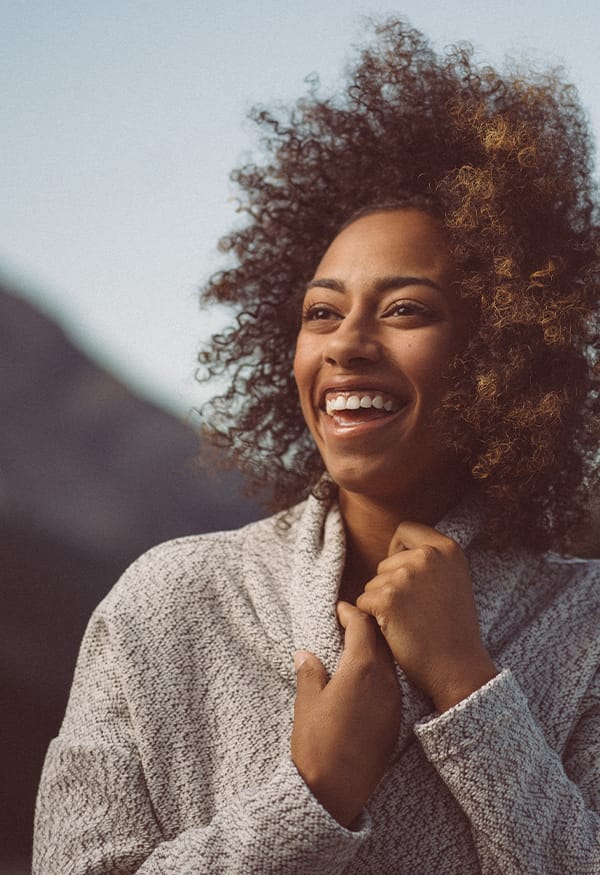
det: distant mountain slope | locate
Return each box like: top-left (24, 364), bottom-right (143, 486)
top-left (0, 285), bottom-right (261, 563)
top-left (0, 284), bottom-right (263, 866)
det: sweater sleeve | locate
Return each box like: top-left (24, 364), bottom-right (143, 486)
top-left (32, 606), bottom-right (369, 875)
top-left (414, 668), bottom-right (600, 874)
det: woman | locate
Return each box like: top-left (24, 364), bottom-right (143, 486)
top-left (34, 19), bottom-right (600, 873)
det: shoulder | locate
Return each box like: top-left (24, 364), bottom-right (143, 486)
top-left (489, 552), bottom-right (600, 727)
top-left (482, 548), bottom-right (600, 662)
top-left (529, 552), bottom-right (600, 651)
top-left (97, 502), bottom-right (307, 623)
top-left (539, 552), bottom-right (600, 604)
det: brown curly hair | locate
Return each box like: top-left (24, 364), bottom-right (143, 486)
top-left (197, 18), bottom-right (600, 552)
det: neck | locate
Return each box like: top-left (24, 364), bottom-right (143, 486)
top-left (338, 483), bottom-right (464, 603)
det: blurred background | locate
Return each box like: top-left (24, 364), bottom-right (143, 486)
top-left (3, 1), bottom-right (600, 871)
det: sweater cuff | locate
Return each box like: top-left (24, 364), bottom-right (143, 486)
top-left (233, 757), bottom-right (371, 866)
top-left (413, 668), bottom-right (527, 761)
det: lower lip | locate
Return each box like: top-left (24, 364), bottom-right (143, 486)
top-left (321, 406), bottom-right (407, 437)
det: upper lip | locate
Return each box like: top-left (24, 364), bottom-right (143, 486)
top-left (317, 378), bottom-right (409, 410)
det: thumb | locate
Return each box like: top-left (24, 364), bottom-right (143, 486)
top-left (387, 527), bottom-right (408, 558)
top-left (293, 650), bottom-right (327, 705)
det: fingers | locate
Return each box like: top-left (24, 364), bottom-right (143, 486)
top-left (355, 588), bottom-right (391, 632)
top-left (337, 601), bottom-right (398, 675)
top-left (387, 520), bottom-right (451, 557)
top-left (336, 600), bottom-right (378, 661)
top-left (293, 604), bottom-right (394, 715)
top-left (290, 611), bottom-right (402, 828)
top-left (294, 651), bottom-right (327, 709)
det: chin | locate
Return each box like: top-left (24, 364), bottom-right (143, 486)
top-left (325, 463), bottom-right (407, 502)
top-left (325, 452), bottom-right (466, 514)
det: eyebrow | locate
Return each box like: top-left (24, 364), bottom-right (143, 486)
top-left (305, 275), bottom-right (445, 295)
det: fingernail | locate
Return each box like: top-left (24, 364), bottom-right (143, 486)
top-left (294, 651), bottom-right (307, 672)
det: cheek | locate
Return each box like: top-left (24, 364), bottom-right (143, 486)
top-left (292, 345), bottom-right (304, 394)
top-left (293, 334), bottom-right (315, 389)
top-left (292, 343), bottom-right (313, 415)
top-left (293, 338), bottom-right (324, 438)
top-left (401, 334), bottom-right (458, 396)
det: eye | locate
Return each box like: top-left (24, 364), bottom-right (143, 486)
top-left (302, 303), bottom-right (341, 322)
top-left (382, 299), bottom-right (434, 320)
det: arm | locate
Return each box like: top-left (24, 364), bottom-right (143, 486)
top-left (291, 602), bottom-right (402, 828)
top-left (33, 607), bottom-right (369, 875)
top-left (356, 521), bottom-right (600, 872)
top-left (415, 669), bottom-right (600, 873)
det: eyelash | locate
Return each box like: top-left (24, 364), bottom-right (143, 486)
top-left (383, 301), bottom-right (432, 319)
top-left (302, 300), bottom-right (433, 322)
top-left (302, 304), bottom-right (339, 321)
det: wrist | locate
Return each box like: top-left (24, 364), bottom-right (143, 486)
top-left (430, 655), bottom-right (498, 713)
top-left (297, 768), bottom-right (364, 829)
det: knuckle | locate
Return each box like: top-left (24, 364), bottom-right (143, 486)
top-left (438, 535), bottom-right (465, 563)
top-left (353, 609), bottom-right (374, 623)
top-left (416, 544), bottom-right (439, 564)
top-left (393, 564), bottom-right (417, 587)
top-left (348, 606), bottom-right (373, 628)
top-left (298, 660), bottom-right (323, 682)
top-left (379, 580), bottom-right (400, 611)
top-left (443, 537), bottom-right (462, 557)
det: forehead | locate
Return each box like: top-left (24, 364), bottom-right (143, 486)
top-left (314, 209), bottom-right (453, 281)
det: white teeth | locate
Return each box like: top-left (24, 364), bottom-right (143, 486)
top-left (324, 391), bottom-right (401, 416)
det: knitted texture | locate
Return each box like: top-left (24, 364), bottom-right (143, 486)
top-left (34, 496), bottom-right (600, 873)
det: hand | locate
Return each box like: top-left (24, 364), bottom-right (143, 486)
top-left (291, 601), bottom-right (401, 828)
top-left (356, 521), bottom-right (497, 713)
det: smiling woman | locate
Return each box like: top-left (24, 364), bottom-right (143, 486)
top-left (295, 209), bottom-right (474, 610)
top-left (295, 210), bottom-right (468, 522)
top-left (34, 18), bottom-right (600, 874)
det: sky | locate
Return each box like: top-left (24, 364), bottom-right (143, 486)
top-left (3, 0), bottom-right (600, 417)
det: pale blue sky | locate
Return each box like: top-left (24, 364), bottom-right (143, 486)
top-left (3, 1), bottom-right (600, 414)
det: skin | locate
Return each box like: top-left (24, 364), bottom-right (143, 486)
top-left (291, 210), bottom-right (497, 828)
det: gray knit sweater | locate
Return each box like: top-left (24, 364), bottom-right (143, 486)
top-left (34, 495), bottom-right (600, 873)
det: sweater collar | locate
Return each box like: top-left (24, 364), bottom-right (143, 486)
top-left (288, 491), bottom-right (527, 676)
top-left (289, 495), bottom-right (347, 676)
top-left (433, 492), bottom-right (484, 553)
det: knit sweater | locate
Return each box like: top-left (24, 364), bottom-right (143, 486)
top-left (33, 495), bottom-right (600, 874)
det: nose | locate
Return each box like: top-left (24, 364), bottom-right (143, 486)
top-left (323, 314), bottom-right (381, 368)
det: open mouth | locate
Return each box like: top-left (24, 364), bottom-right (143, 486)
top-left (322, 389), bottom-right (406, 424)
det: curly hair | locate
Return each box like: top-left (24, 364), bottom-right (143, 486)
top-left (197, 18), bottom-right (600, 552)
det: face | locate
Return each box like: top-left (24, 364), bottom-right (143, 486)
top-left (294, 209), bottom-right (469, 510)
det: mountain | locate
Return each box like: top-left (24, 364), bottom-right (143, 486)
top-left (0, 286), bottom-right (261, 562)
top-left (0, 284), bottom-right (263, 867)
